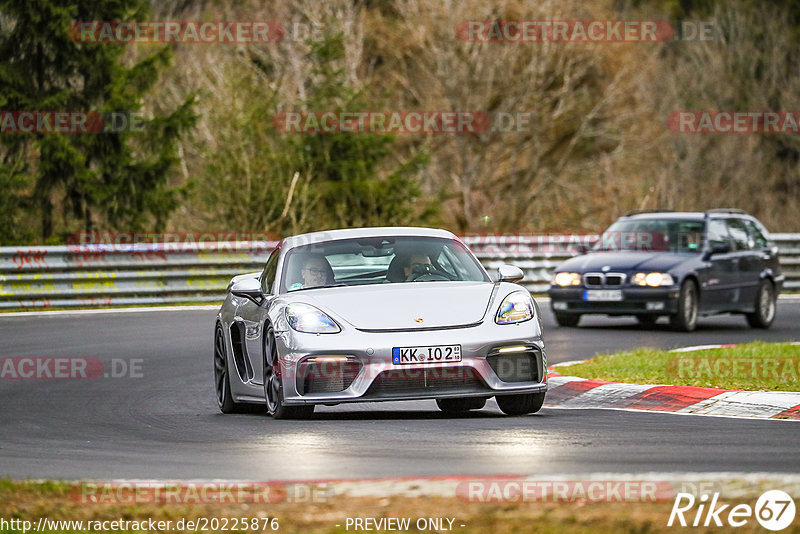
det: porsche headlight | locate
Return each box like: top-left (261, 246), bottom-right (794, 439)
top-left (552, 272), bottom-right (581, 287)
top-left (285, 303), bottom-right (340, 333)
top-left (496, 291), bottom-right (534, 324)
top-left (631, 272), bottom-right (675, 287)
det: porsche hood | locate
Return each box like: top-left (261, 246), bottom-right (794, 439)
top-left (300, 282), bottom-right (497, 330)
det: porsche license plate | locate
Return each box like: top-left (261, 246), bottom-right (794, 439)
top-left (583, 289), bottom-right (623, 301)
top-left (392, 345), bottom-right (462, 365)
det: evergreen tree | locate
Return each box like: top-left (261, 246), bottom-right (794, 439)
top-left (0, 0), bottom-right (195, 243)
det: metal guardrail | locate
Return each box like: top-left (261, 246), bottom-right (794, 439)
top-left (0, 234), bottom-right (798, 309)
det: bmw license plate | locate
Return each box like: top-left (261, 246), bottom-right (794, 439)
top-left (583, 289), bottom-right (623, 301)
top-left (392, 345), bottom-right (462, 365)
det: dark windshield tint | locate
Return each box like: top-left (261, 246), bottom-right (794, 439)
top-left (280, 236), bottom-right (489, 292)
top-left (594, 219), bottom-right (706, 253)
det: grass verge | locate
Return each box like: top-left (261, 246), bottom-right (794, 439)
top-left (0, 480), bottom-right (793, 534)
top-left (556, 341), bottom-right (800, 391)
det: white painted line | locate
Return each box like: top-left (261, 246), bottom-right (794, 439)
top-left (671, 341), bottom-right (800, 353)
top-left (0, 305), bottom-right (220, 318)
top-left (543, 404), bottom-right (800, 421)
top-left (670, 344), bottom-right (734, 353)
top-left (549, 360), bottom-right (589, 368)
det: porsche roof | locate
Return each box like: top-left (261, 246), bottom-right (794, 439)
top-left (281, 227), bottom-right (457, 249)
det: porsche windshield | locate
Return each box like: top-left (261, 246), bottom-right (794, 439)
top-left (593, 219), bottom-right (706, 253)
top-left (281, 236), bottom-right (489, 292)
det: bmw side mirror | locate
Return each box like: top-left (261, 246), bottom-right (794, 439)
top-left (575, 243), bottom-right (589, 254)
top-left (497, 264), bottom-right (524, 283)
top-left (230, 278), bottom-right (264, 304)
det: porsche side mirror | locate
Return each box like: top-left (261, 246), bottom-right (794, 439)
top-left (497, 264), bottom-right (524, 283)
top-left (230, 278), bottom-right (264, 303)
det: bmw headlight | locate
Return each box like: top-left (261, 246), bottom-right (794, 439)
top-left (285, 303), bottom-right (341, 333)
top-left (496, 291), bottom-right (534, 324)
top-left (631, 272), bottom-right (675, 287)
top-left (552, 272), bottom-right (581, 287)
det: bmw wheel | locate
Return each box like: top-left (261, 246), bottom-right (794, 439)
top-left (496, 392), bottom-right (546, 416)
top-left (746, 279), bottom-right (776, 329)
top-left (264, 327), bottom-right (314, 420)
top-left (214, 323), bottom-right (248, 414)
top-left (670, 280), bottom-right (698, 332)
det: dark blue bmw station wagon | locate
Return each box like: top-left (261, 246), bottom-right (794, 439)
top-left (547, 209), bottom-right (783, 331)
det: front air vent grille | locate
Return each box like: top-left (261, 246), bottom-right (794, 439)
top-left (365, 367), bottom-right (487, 397)
top-left (296, 359), bottom-right (361, 395)
top-left (487, 349), bottom-right (541, 383)
top-left (584, 272), bottom-right (626, 288)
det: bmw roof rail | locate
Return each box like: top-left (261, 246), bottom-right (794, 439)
top-left (624, 209), bottom-right (675, 217)
top-left (705, 208), bottom-right (747, 216)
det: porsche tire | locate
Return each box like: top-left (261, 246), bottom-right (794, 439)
top-left (496, 392), bottom-right (546, 416)
top-left (264, 327), bottom-right (314, 420)
top-left (436, 397), bottom-right (486, 413)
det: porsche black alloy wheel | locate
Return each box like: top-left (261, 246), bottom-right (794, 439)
top-left (264, 327), bottom-right (314, 420)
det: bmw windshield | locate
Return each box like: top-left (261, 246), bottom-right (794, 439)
top-left (592, 219), bottom-right (706, 253)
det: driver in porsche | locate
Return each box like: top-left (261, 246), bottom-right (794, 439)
top-left (403, 253), bottom-right (433, 281)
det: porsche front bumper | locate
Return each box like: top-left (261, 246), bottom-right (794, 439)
top-left (274, 320), bottom-right (547, 406)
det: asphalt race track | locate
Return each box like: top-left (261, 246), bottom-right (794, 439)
top-left (0, 301), bottom-right (799, 480)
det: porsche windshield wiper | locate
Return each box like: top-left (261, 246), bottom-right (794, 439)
top-left (290, 283), bottom-right (347, 292)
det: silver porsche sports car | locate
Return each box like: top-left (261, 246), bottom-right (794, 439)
top-left (214, 227), bottom-right (547, 418)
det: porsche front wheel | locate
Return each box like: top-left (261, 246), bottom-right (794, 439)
top-left (264, 327), bottom-right (314, 420)
top-left (496, 392), bottom-right (546, 416)
top-left (436, 397), bottom-right (486, 413)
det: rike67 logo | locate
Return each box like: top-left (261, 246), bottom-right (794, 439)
top-left (668, 490), bottom-right (796, 531)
